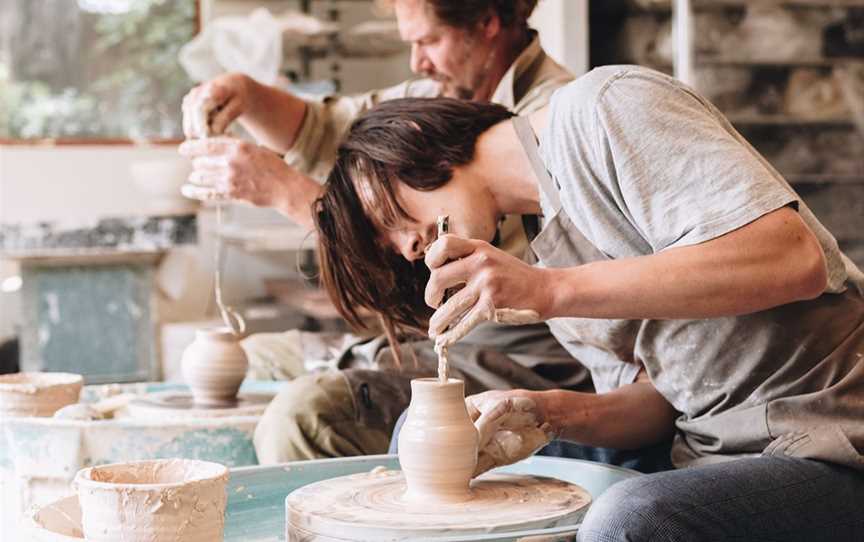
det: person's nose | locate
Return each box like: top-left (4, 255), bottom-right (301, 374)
top-left (394, 230), bottom-right (425, 261)
top-left (410, 43), bottom-right (431, 75)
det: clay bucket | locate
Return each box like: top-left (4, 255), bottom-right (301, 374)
top-left (0, 372), bottom-right (83, 417)
top-left (74, 459), bottom-right (228, 542)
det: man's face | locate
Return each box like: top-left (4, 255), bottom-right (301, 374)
top-left (394, 0), bottom-right (497, 100)
top-left (357, 168), bottom-right (499, 263)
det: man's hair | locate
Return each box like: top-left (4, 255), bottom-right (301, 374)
top-left (314, 98), bottom-right (514, 358)
top-left (379, 0), bottom-right (538, 30)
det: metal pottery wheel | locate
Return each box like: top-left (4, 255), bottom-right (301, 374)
top-left (125, 391), bottom-right (272, 418)
top-left (285, 468), bottom-right (592, 541)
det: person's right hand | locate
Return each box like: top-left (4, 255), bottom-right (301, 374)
top-left (182, 73), bottom-right (253, 139)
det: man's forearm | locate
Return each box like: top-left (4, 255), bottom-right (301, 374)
top-left (543, 207), bottom-right (827, 321)
top-left (541, 382), bottom-right (677, 450)
top-left (273, 170), bottom-right (324, 231)
top-left (240, 78), bottom-right (308, 154)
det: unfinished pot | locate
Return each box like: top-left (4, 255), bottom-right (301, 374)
top-left (74, 458), bottom-right (228, 542)
top-left (181, 327), bottom-right (248, 406)
top-left (0, 372), bottom-right (83, 417)
top-left (397, 378), bottom-right (479, 504)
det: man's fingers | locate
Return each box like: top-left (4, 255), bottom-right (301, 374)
top-left (425, 258), bottom-right (474, 308)
top-left (192, 155), bottom-right (229, 173)
top-left (425, 235), bottom-right (480, 270)
top-left (428, 287), bottom-right (479, 338)
top-left (474, 399), bottom-right (512, 449)
top-left (433, 297), bottom-right (495, 347)
top-left (178, 136), bottom-right (237, 158)
top-left (187, 170), bottom-right (227, 189)
top-left (209, 97), bottom-right (243, 136)
top-left (180, 183), bottom-right (229, 201)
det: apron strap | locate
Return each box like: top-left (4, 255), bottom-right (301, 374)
top-left (512, 116), bottom-right (563, 212)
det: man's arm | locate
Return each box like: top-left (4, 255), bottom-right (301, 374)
top-left (543, 206), bottom-right (828, 320)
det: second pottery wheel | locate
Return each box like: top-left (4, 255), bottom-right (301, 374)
top-left (285, 468), bottom-right (591, 541)
top-left (125, 391), bottom-right (271, 419)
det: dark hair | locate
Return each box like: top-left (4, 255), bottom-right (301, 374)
top-left (379, 0), bottom-right (538, 30)
top-left (314, 98), bottom-right (514, 360)
top-left (427, 0), bottom-right (538, 30)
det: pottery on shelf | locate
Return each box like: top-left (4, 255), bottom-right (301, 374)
top-left (74, 459), bottom-right (228, 542)
top-left (181, 327), bottom-right (248, 406)
top-left (0, 372), bottom-right (83, 417)
top-left (397, 378), bottom-right (479, 504)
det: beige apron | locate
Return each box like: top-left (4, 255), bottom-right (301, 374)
top-left (513, 115), bottom-right (864, 471)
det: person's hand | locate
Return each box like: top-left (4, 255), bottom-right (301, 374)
top-left (178, 137), bottom-right (302, 208)
top-left (425, 235), bottom-right (546, 348)
top-left (182, 73), bottom-right (253, 138)
top-left (468, 390), bottom-right (557, 477)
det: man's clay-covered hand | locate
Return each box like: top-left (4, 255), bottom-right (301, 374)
top-left (425, 234), bottom-right (545, 348)
top-left (182, 72), bottom-right (252, 139)
top-left (467, 390), bottom-right (557, 477)
top-left (178, 137), bottom-right (317, 213)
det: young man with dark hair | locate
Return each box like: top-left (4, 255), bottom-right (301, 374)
top-left (316, 66), bottom-right (864, 540)
top-left (177, 1), bottom-right (658, 467)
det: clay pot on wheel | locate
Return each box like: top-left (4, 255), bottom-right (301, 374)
top-left (397, 378), bottom-right (479, 503)
top-left (74, 459), bottom-right (228, 542)
top-left (181, 327), bottom-right (248, 406)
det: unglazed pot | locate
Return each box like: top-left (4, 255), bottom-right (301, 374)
top-left (74, 459), bottom-right (228, 542)
top-left (397, 378), bottom-right (479, 503)
top-left (181, 327), bottom-right (248, 406)
top-left (0, 372), bottom-right (83, 417)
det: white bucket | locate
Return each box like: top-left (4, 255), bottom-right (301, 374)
top-left (74, 459), bottom-right (228, 541)
top-left (0, 372), bottom-right (83, 417)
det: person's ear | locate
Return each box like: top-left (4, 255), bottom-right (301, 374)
top-left (480, 10), bottom-right (501, 40)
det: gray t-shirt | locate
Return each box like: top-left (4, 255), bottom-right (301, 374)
top-left (540, 65), bottom-right (856, 295)
top-left (530, 66), bottom-right (864, 470)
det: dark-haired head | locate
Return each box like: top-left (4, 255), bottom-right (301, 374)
top-left (314, 97), bottom-right (514, 359)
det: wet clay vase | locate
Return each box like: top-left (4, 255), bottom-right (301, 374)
top-left (74, 459), bottom-right (228, 542)
top-left (0, 372), bottom-right (83, 417)
top-left (397, 378), bottom-right (479, 503)
top-left (181, 327), bottom-right (248, 406)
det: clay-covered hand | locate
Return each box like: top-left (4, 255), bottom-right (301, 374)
top-left (182, 72), bottom-right (252, 138)
top-left (178, 137), bottom-right (303, 207)
top-left (425, 235), bottom-right (545, 348)
top-left (467, 390), bottom-right (558, 477)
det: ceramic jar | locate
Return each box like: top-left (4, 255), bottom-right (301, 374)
top-left (0, 372), bottom-right (83, 417)
top-left (181, 327), bottom-right (248, 406)
top-left (397, 378), bottom-right (479, 503)
top-left (74, 459), bottom-right (228, 542)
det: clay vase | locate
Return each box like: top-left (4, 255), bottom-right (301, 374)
top-left (0, 372), bottom-right (83, 417)
top-left (74, 459), bottom-right (228, 542)
top-left (181, 327), bottom-right (248, 406)
top-left (397, 378), bottom-right (479, 504)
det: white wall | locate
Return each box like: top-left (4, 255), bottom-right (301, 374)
top-left (531, 0), bottom-right (590, 76)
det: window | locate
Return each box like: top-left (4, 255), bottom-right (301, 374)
top-left (0, 0), bottom-right (198, 142)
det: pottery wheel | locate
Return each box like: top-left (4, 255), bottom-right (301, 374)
top-left (125, 391), bottom-right (272, 419)
top-left (286, 469), bottom-right (592, 541)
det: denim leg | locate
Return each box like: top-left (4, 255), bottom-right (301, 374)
top-left (578, 455), bottom-right (864, 542)
top-left (389, 409), bottom-right (673, 474)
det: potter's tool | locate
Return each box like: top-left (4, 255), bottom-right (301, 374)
top-left (214, 203), bottom-right (246, 336)
top-left (285, 469), bottom-right (591, 540)
top-left (435, 215), bottom-right (452, 383)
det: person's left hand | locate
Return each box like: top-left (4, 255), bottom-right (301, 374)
top-left (178, 136), bottom-right (296, 207)
top-left (425, 235), bottom-right (547, 348)
top-left (468, 390), bottom-right (557, 477)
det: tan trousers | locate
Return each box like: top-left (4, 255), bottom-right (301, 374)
top-left (253, 371), bottom-right (394, 463)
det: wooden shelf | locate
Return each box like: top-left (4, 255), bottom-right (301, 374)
top-left (728, 114), bottom-right (856, 126)
top-left (698, 57), bottom-right (864, 68)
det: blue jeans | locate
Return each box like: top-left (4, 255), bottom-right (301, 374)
top-left (387, 410), bottom-right (674, 474)
top-left (578, 455), bottom-right (864, 541)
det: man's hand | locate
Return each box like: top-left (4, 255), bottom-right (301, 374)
top-left (468, 390), bottom-right (557, 477)
top-left (182, 73), bottom-right (252, 138)
top-left (178, 137), bottom-right (322, 228)
top-left (425, 235), bottom-right (546, 348)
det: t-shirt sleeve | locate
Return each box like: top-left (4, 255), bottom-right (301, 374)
top-left (592, 72), bottom-right (799, 252)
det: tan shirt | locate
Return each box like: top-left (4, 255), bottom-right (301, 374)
top-left (284, 34), bottom-right (574, 254)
